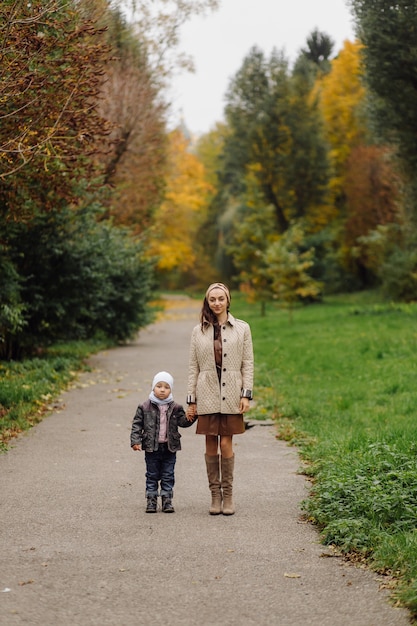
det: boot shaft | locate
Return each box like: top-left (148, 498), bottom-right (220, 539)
top-left (221, 454), bottom-right (235, 515)
top-left (205, 454), bottom-right (222, 515)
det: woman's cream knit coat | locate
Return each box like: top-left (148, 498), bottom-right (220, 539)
top-left (187, 313), bottom-right (254, 415)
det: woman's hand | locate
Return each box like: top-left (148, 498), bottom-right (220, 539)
top-left (132, 444), bottom-right (142, 451)
top-left (239, 397), bottom-right (250, 414)
top-left (186, 403), bottom-right (197, 421)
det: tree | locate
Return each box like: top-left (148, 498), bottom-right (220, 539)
top-left (265, 223), bottom-right (323, 321)
top-left (125, 0), bottom-right (219, 84)
top-left (145, 129), bottom-right (213, 287)
top-left (194, 123), bottom-right (230, 278)
top-left (348, 0), bottom-right (417, 213)
top-left (301, 28), bottom-right (335, 72)
top-left (96, 1), bottom-right (221, 233)
top-left (222, 46), bottom-right (331, 235)
top-left (343, 144), bottom-right (402, 283)
top-left (0, 1), bottom-right (159, 357)
top-left (314, 40), bottom-right (368, 204)
top-left (227, 175), bottom-right (278, 314)
top-left (97, 8), bottom-right (168, 232)
top-left (0, 0), bottom-right (111, 214)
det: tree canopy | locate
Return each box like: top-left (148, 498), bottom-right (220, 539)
top-left (222, 46), bottom-right (330, 235)
top-left (349, 0), bottom-right (417, 209)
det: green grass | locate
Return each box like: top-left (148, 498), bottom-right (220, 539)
top-left (231, 293), bottom-right (417, 617)
top-left (0, 339), bottom-right (111, 450)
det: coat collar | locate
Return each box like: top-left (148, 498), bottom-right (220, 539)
top-left (224, 313), bottom-right (236, 326)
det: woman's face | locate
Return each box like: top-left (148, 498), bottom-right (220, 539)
top-left (207, 288), bottom-right (228, 320)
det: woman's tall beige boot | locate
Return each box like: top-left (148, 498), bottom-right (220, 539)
top-left (221, 454), bottom-right (235, 515)
top-left (205, 454), bottom-right (222, 515)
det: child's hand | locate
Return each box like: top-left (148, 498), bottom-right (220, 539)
top-left (132, 444), bottom-right (142, 451)
top-left (186, 404), bottom-right (197, 421)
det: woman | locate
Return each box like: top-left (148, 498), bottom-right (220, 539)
top-left (186, 282), bottom-right (254, 515)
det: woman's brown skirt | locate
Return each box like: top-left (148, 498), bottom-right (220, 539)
top-left (196, 413), bottom-right (245, 436)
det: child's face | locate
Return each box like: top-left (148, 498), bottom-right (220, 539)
top-left (153, 381), bottom-right (171, 400)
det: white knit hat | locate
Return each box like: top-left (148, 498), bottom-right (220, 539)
top-left (152, 371), bottom-right (174, 390)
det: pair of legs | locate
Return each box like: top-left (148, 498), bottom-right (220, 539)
top-left (205, 434), bottom-right (233, 458)
top-left (145, 446), bottom-right (176, 497)
top-left (204, 435), bottom-right (235, 515)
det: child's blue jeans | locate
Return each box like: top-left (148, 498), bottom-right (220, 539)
top-left (145, 443), bottom-right (176, 497)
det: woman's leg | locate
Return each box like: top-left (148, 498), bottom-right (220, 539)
top-left (205, 434), bottom-right (219, 455)
top-left (204, 435), bottom-right (222, 514)
top-left (219, 436), bottom-right (235, 515)
top-left (219, 435), bottom-right (233, 458)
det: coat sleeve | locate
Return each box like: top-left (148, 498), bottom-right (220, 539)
top-left (241, 322), bottom-right (254, 396)
top-left (187, 326), bottom-right (199, 403)
top-left (175, 404), bottom-right (197, 428)
top-left (130, 405), bottom-right (144, 447)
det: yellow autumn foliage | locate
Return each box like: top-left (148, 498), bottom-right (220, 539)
top-left (313, 40), bottom-right (367, 199)
top-left (147, 129), bottom-right (213, 272)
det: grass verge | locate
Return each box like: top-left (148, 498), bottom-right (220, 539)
top-left (232, 292), bottom-right (417, 618)
top-left (0, 339), bottom-right (111, 451)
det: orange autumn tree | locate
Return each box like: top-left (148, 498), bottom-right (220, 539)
top-left (146, 129), bottom-right (213, 287)
top-left (343, 144), bottom-right (402, 279)
top-left (314, 40), bottom-right (367, 206)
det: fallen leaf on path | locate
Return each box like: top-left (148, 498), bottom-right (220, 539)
top-left (18, 580), bottom-right (34, 586)
top-left (320, 552), bottom-right (337, 558)
top-left (284, 573), bottom-right (301, 579)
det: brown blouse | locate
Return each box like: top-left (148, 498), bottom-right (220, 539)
top-left (213, 323), bottom-right (222, 382)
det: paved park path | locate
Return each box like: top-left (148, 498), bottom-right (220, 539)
top-left (0, 296), bottom-right (412, 626)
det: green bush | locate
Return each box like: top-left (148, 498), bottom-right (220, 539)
top-left (0, 252), bottom-right (27, 359)
top-left (2, 207), bottom-right (156, 357)
top-left (381, 243), bottom-right (417, 302)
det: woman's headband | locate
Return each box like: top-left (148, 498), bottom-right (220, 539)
top-left (205, 283), bottom-right (231, 304)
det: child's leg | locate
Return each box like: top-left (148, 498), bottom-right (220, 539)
top-left (160, 448), bottom-right (176, 497)
top-left (160, 448), bottom-right (176, 513)
top-left (145, 451), bottom-right (161, 496)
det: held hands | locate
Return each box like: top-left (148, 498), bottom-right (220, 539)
top-left (186, 403), bottom-right (197, 422)
top-left (132, 444), bottom-right (142, 451)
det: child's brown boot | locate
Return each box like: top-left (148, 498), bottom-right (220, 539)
top-left (161, 495), bottom-right (175, 513)
top-left (146, 495), bottom-right (157, 513)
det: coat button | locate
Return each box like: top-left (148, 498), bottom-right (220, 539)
top-left (222, 397), bottom-right (226, 401)
top-left (222, 382), bottom-right (226, 386)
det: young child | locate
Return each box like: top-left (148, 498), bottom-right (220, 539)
top-left (130, 371), bottom-right (195, 513)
